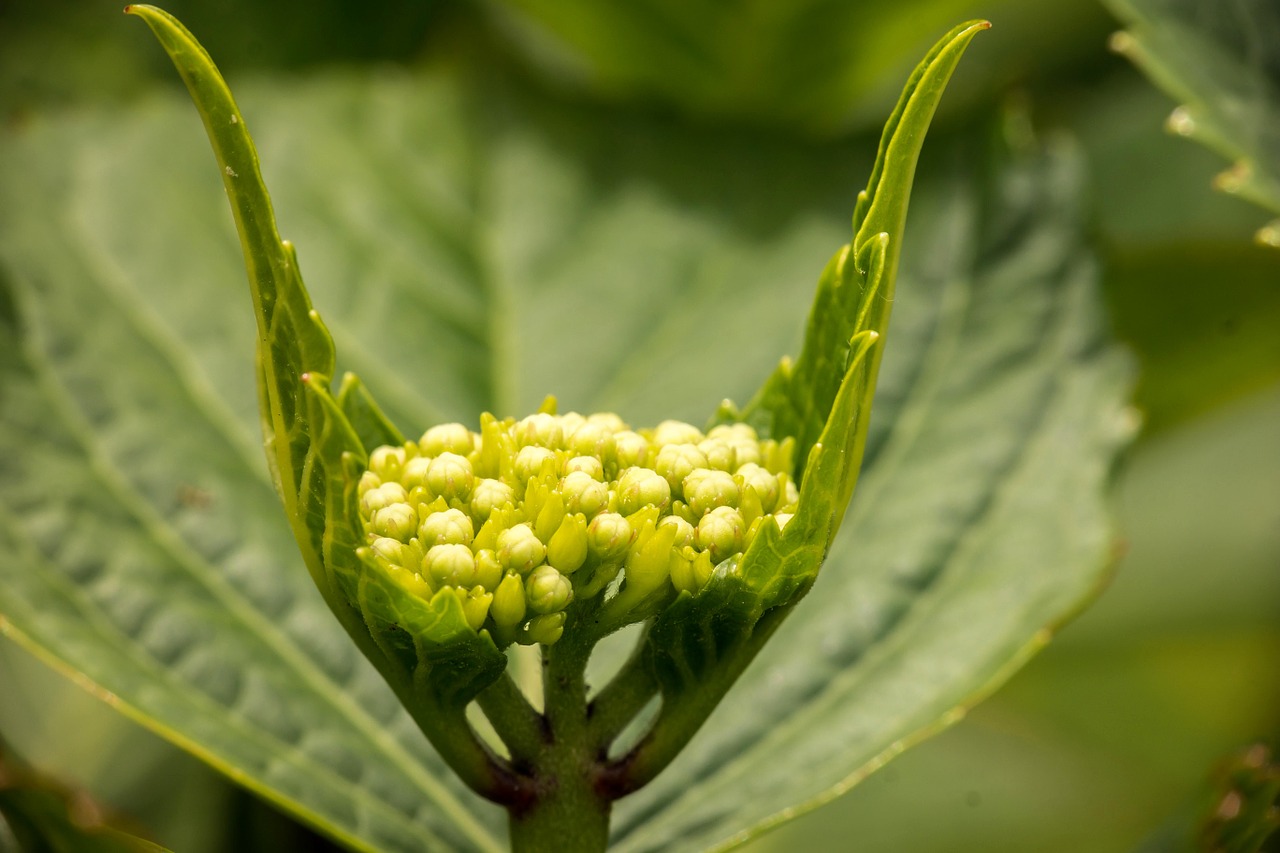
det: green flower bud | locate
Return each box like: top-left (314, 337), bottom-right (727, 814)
top-left (547, 513), bottom-right (588, 573)
top-left (623, 520), bottom-right (677, 597)
top-left (514, 445), bottom-right (557, 482)
top-left (420, 423), bottom-right (475, 457)
top-left (400, 455), bottom-right (432, 491)
top-left (360, 481), bottom-right (408, 517)
top-left (585, 412), bottom-right (626, 432)
top-left (657, 514), bottom-right (695, 548)
top-left (368, 536), bottom-right (409, 572)
top-left (564, 455), bottom-right (604, 479)
top-left (461, 587), bottom-right (493, 631)
top-left (534, 491), bottom-right (567, 544)
top-left (469, 478), bottom-right (515, 521)
top-left (524, 612), bottom-right (566, 646)
top-left (357, 470), bottom-right (381, 496)
top-left (690, 548), bottom-right (714, 590)
top-left (516, 413), bottom-right (564, 448)
top-left (652, 419), bottom-right (703, 447)
top-left (561, 470), bottom-right (609, 517)
top-left (423, 543), bottom-right (479, 588)
top-left (654, 443), bottom-right (708, 495)
top-left (526, 566), bottom-right (573, 614)
top-left (708, 422), bottom-right (762, 467)
top-left (567, 422), bottom-right (614, 459)
top-left (695, 506), bottom-right (745, 563)
top-left (474, 548), bottom-right (503, 592)
top-left (497, 523), bottom-right (545, 573)
top-left (491, 572), bottom-right (527, 628)
top-left (735, 463), bottom-right (780, 513)
top-left (611, 430), bottom-right (650, 469)
top-left (368, 445), bottom-right (406, 481)
top-left (586, 512), bottom-right (633, 562)
top-left (418, 507), bottom-right (474, 547)
top-left (371, 502), bottom-right (417, 541)
top-left (668, 546), bottom-right (697, 594)
top-left (617, 467), bottom-right (671, 515)
top-left (697, 438), bottom-right (737, 472)
top-left (683, 468), bottom-right (740, 517)
top-left (426, 453), bottom-right (474, 501)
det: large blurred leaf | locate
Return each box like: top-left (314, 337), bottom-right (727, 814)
top-left (483, 0), bottom-right (1111, 134)
top-left (0, 50), bottom-right (1129, 853)
top-left (1105, 0), bottom-right (1280, 245)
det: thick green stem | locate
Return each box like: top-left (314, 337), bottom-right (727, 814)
top-left (476, 671), bottom-right (546, 766)
top-left (508, 632), bottom-right (611, 851)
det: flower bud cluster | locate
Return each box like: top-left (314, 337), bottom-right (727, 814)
top-left (355, 412), bottom-right (798, 645)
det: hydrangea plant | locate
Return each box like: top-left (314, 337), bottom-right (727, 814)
top-left (107, 6), bottom-right (1075, 851)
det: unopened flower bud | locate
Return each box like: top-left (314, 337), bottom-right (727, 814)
top-left (617, 467), bottom-right (671, 515)
top-left (653, 419), bottom-right (703, 447)
top-left (491, 573), bottom-right (527, 628)
top-left (735, 463), bottom-right (779, 513)
top-left (426, 453), bottom-right (474, 501)
top-left (368, 445), bottom-right (406, 481)
top-left (684, 468), bottom-right (740, 516)
top-left (562, 470), bottom-right (609, 517)
top-left (400, 455), bottom-right (432, 491)
top-left (547, 513), bottom-right (588, 573)
top-left (668, 547), bottom-right (697, 594)
top-left (623, 521), bottom-right (677, 597)
top-left (516, 413), bottom-right (563, 448)
top-left (360, 482), bottom-right (408, 517)
top-left (568, 422), bottom-right (614, 459)
top-left (461, 587), bottom-right (493, 631)
top-left (565, 455), bottom-right (604, 479)
top-left (420, 423), bottom-right (475, 457)
top-left (611, 431), bottom-right (650, 469)
top-left (514, 445), bottom-right (557, 482)
top-left (690, 548), bottom-right (714, 590)
top-left (357, 470), bottom-right (381, 496)
top-left (587, 512), bottom-right (633, 561)
top-left (371, 503), bottom-right (417, 541)
top-left (657, 514), bottom-right (695, 548)
top-left (524, 612), bottom-right (566, 645)
top-left (709, 423), bottom-right (761, 467)
top-left (418, 507), bottom-right (474, 547)
top-left (697, 438), bottom-right (737, 472)
top-left (474, 549), bottom-right (503, 591)
top-left (526, 566), bottom-right (573, 614)
top-left (369, 536), bottom-right (409, 571)
top-left (655, 443), bottom-right (708, 494)
top-left (469, 478), bottom-right (515, 521)
top-left (497, 523), bottom-right (545, 573)
top-left (696, 506), bottom-right (745, 563)
top-left (423, 543), bottom-right (478, 588)
top-left (586, 412), bottom-right (626, 432)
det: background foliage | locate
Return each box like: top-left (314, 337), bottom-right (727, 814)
top-left (0, 0), bottom-right (1276, 851)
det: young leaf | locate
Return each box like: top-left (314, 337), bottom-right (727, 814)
top-left (1105, 0), bottom-right (1280, 246)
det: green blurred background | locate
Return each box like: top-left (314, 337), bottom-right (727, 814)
top-left (1, 0), bottom-right (1276, 850)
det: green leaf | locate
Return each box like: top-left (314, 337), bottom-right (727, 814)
top-left (0, 39), bottom-right (1130, 853)
top-left (1104, 0), bottom-right (1280, 245)
top-left (485, 0), bottom-right (1111, 134)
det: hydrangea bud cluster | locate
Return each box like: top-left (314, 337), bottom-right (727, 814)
top-left (355, 412), bottom-right (799, 646)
